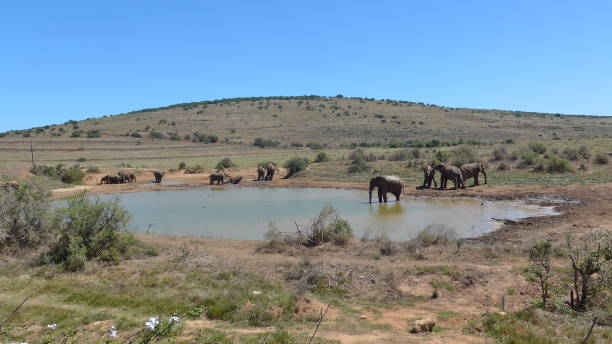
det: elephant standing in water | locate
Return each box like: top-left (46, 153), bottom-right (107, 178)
top-left (265, 162), bottom-right (278, 181)
top-left (369, 175), bottom-right (404, 203)
top-left (434, 163), bottom-right (465, 189)
top-left (153, 171), bottom-right (165, 183)
top-left (257, 166), bottom-right (266, 181)
top-left (460, 163), bottom-right (487, 186)
top-left (422, 165), bottom-right (437, 188)
top-left (209, 173), bottom-right (227, 185)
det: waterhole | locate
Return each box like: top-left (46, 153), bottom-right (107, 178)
top-left (96, 187), bottom-right (558, 240)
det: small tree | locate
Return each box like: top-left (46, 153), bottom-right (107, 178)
top-left (283, 157), bottom-right (310, 177)
top-left (0, 184), bottom-right (51, 251)
top-left (215, 158), bottom-right (237, 170)
top-left (314, 152), bottom-right (330, 163)
top-left (528, 241), bottom-right (552, 307)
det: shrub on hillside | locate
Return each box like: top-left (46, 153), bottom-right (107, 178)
top-left (451, 147), bottom-right (476, 166)
top-left (306, 142), bottom-right (324, 150)
top-left (283, 156), bottom-right (310, 177)
top-left (528, 142), bottom-right (547, 154)
top-left (388, 149), bottom-right (411, 161)
top-left (314, 152), bottom-right (331, 163)
top-left (578, 145), bottom-right (590, 158)
top-left (30, 164), bottom-right (85, 184)
top-left (562, 147), bottom-right (579, 161)
top-left (46, 194), bottom-right (134, 271)
top-left (215, 158), bottom-right (237, 170)
top-left (491, 147), bottom-right (507, 161)
top-left (192, 133), bottom-right (218, 143)
top-left (594, 152), bottom-right (609, 165)
top-left (433, 150), bottom-right (450, 163)
top-left (149, 131), bottom-right (165, 139)
top-left (86, 129), bottom-right (101, 138)
top-left (178, 162), bottom-right (187, 170)
top-left (0, 184), bottom-right (51, 251)
top-left (517, 152), bottom-right (541, 168)
top-left (253, 137), bottom-right (280, 148)
top-left (545, 154), bottom-right (573, 173)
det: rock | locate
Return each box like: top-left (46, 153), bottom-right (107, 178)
top-left (410, 318), bottom-right (436, 333)
top-left (360, 315), bottom-right (367, 320)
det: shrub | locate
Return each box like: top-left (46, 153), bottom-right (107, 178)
top-left (86, 166), bottom-right (100, 173)
top-left (314, 152), bottom-right (330, 163)
top-left (433, 150), bottom-right (450, 163)
top-left (60, 165), bottom-right (86, 184)
top-left (578, 145), bottom-right (590, 157)
top-left (348, 149), bottom-right (365, 161)
top-left (517, 152), bottom-right (541, 167)
top-left (193, 133), bottom-right (218, 143)
top-left (86, 129), bottom-right (101, 138)
top-left (528, 142), bottom-right (547, 154)
top-left (253, 137), bottom-right (280, 148)
top-left (77, 157), bottom-right (87, 162)
top-left (411, 148), bottom-right (422, 159)
top-left (388, 149), bottom-right (411, 161)
top-left (306, 142), bottom-right (323, 150)
top-left (497, 162), bottom-right (510, 171)
top-left (491, 147), bottom-right (507, 161)
top-left (545, 154), bottom-right (573, 173)
top-left (594, 152), bottom-right (609, 165)
top-left (283, 156), bottom-right (310, 177)
top-left (149, 131), bottom-right (165, 139)
top-left (347, 157), bottom-right (371, 173)
top-left (298, 204), bottom-right (353, 246)
top-left (0, 184), bottom-right (51, 251)
top-left (46, 194), bottom-right (134, 270)
top-left (178, 162), bottom-right (187, 170)
top-left (215, 158), bottom-right (237, 170)
top-left (528, 241), bottom-right (552, 307)
top-left (30, 164), bottom-right (84, 184)
top-left (413, 224), bottom-right (457, 247)
top-left (71, 130), bottom-right (82, 137)
top-left (451, 147), bottom-right (475, 166)
top-left (184, 164), bottom-right (205, 174)
top-left (130, 132), bottom-right (142, 138)
top-left (562, 147), bottom-right (579, 160)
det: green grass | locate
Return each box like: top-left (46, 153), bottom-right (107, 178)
top-left (437, 310), bottom-right (459, 321)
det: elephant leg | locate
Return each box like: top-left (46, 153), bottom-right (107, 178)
top-left (383, 192), bottom-right (388, 203)
top-left (432, 176), bottom-right (438, 188)
top-left (377, 189), bottom-right (383, 203)
top-left (474, 174), bottom-right (479, 186)
top-left (394, 192), bottom-right (400, 202)
top-left (482, 171), bottom-right (487, 184)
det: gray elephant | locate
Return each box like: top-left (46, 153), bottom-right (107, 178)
top-left (460, 163), bottom-right (487, 186)
top-left (422, 165), bottom-right (437, 188)
top-left (434, 163), bottom-right (465, 189)
top-left (153, 171), bottom-right (165, 183)
top-left (129, 172), bottom-right (137, 183)
top-left (100, 175), bottom-right (111, 184)
top-left (209, 173), bottom-right (226, 185)
top-left (369, 175), bottom-right (404, 203)
top-left (265, 162), bottom-right (278, 181)
top-left (257, 166), bottom-right (266, 181)
top-left (109, 175), bottom-right (120, 184)
top-left (118, 170), bottom-right (130, 184)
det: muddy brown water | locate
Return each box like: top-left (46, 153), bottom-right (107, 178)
top-left (95, 187), bottom-right (559, 240)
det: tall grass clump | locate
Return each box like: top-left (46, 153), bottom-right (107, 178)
top-left (45, 193), bottom-right (135, 271)
top-left (528, 142), bottom-right (547, 154)
top-left (545, 154), bottom-right (573, 173)
top-left (314, 151), bottom-right (331, 163)
top-left (594, 152), bottom-right (609, 165)
top-left (491, 147), bottom-right (507, 161)
top-left (347, 149), bottom-right (372, 173)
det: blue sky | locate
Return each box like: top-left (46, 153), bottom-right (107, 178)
top-left (1, 1), bottom-right (611, 132)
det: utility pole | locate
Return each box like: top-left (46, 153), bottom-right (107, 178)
top-left (30, 141), bottom-right (35, 168)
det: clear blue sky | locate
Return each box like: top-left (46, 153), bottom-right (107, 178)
top-left (1, 1), bottom-right (611, 132)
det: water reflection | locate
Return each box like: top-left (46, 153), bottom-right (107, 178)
top-left (369, 203), bottom-right (405, 217)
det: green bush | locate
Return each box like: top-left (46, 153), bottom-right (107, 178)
top-left (253, 137), bottom-right (280, 148)
top-left (518, 152), bottom-right (541, 167)
top-left (528, 142), bottom-right (547, 154)
top-left (47, 194), bottom-right (135, 271)
top-left (30, 164), bottom-right (84, 184)
top-left (492, 147), bottom-right (507, 161)
top-left (178, 162), bottom-right (187, 170)
top-left (545, 154), bottom-right (573, 173)
top-left (184, 164), bottom-right (205, 174)
top-left (578, 145), bottom-right (590, 157)
top-left (77, 157), bottom-right (87, 162)
top-left (314, 152), bottom-right (330, 163)
top-left (71, 130), bottom-right (82, 137)
top-left (193, 133), bottom-right (218, 143)
top-left (130, 132), bottom-right (142, 138)
top-left (306, 142), bottom-right (324, 150)
top-left (0, 183), bottom-right (51, 251)
top-left (451, 147), bottom-right (475, 166)
top-left (149, 131), bottom-right (165, 139)
top-left (86, 129), bottom-right (101, 138)
top-left (283, 157), bottom-right (310, 177)
top-left (595, 152), bottom-right (609, 165)
top-left (301, 204), bottom-right (353, 247)
top-left (388, 149), bottom-right (411, 161)
top-left (434, 150), bottom-right (450, 163)
top-left (215, 158), bottom-right (237, 170)
top-left (562, 147), bottom-right (579, 161)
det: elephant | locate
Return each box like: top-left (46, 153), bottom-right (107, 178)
top-left (265, 162), bottom-right (278, 181)
top-left (209, 173), bottom-right (226, 185)
top-left (434, 163), bottom-right (465, 189)
top-left (228, 175), bottom-right (243, 184)
top-left (422, 165), bottom-right (438, 188)
top-left (109, 175), bottom-right (120, 184)
top-left (257, 166), bottom-right (266, 181)
top-left (460, 163), bottom-right (487, 186)
top-left (100, 175), bottom-right (112, 184)
top-left (369, 175), bottom-right (404, 203)
top-left (118, 170), bottom-right (131, 184)
top-left (129, 172), bottom-right (137, 183)
top-left (153, 171), bottom-right (165, 183)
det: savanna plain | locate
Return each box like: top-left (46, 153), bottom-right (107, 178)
top-left (0, 96), bottom-right (611, 343)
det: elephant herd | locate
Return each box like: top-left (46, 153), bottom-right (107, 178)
top-left (100, 170), bottom-right (136, 184)
top-left (369, 162), bottom-right (488, 203)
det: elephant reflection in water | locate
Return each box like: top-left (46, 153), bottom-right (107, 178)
top-left (368, 202), bottom-right (405, 217)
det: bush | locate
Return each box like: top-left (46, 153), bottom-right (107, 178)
top-left (578, 145), bottom-right (590, 157)
top-left (545, 154), bottom-right (573, 173)
top-left (71, 130), bottom-right (82, 137)
top-left (193, 133), bottom-right (218, 143)
top-left (451, 147), bottom-right (475, 166)
top-left (298, 204), bottom-right (353, 246)
top-left (253, 137), bottom-right (280, 148)
top-left (562, 147), bottom-right (579, 161)
top-left (594, 152), bottom-right (609, 165)
top-left (77, 157), bottom-right (87, 162)
top-left (130, 132), bottom-right (142, 138)
top-left (306, 142), bottom-right (323, 150)
top-left (184, 164), bottom-right (205, 174)
top-left (434, 150), bottom-right (450, 163)
top-left (86, 166), bottom-right (100, 173)
top-left (497, 162), bottom-right (510, 171)
top-left (215, 158), bottom-right (237, 170)
top-left (60, 165), bottom-right (86, 184)
top-left (86, 129), bottom-right (101, 138)
top-left (491, 147), bottom-right (507, 161)
top-left (388, 149), bottom-right (411, 161)
top-left (30, 164), bottom-right (85, 184)
top-left (413, 224), bottom-right (457, 247)
top-left (411, 148), bottom-right (422, 159)
top-left (178, 162), bottom-right (187, 170)
top-left (0, 184), bottom-right (51, 251)
top-left (314, 152), bottom-right (330, 163)
top-left (517, 152), bottom-right (541, 167)
top-left (528, 142), bottom-right (547, 154)
top-left (47, 194), bottom-right (134, 270)
top-left (149, 131), bottom-right (165, 139)
top-left (283, 157), bottom-right (310, 177)
top-left (348, 149), bottom-right (365, 161)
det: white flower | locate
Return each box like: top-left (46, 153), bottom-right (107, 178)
top-left (145, 317), bottom-right (160, 330)
top-left (252, 290), bottom-right (262, 295)
top-left (109, 325), bottom-right (118, 338)
top-left (47, 323), bottom-right (57, 329)
top-left (169, 316), bottom-right (180, 323)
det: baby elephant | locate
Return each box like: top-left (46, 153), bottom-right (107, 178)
top-left (434, 163), bottom-right (465, 189)
top-left (153, 171), bottom-right (165, 183)
top-left (422, 165), bottom-right (437, 188)
top-left (209, 173), bottom-right (226, 185)
top-left (460, 162), bottom-right (487, 186)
